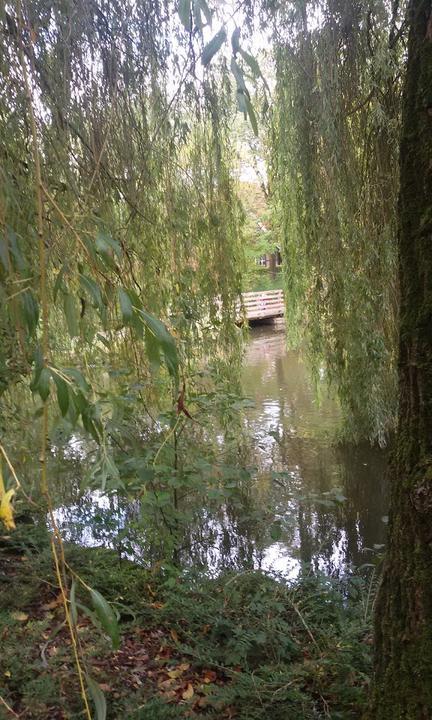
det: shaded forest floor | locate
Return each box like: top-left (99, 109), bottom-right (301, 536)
top-left (0, 524), bottom-right (373, 719)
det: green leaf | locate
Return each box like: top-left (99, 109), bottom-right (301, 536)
top-left (193, 1), bottom-right (204, 31)
top-left (230, 57), bottom-right (247, 92)
top-left (245, 95), bottom-right (259, 136)
top-left (118, 288), bottom-right (134, 324)
top-left (86, 675), bottom-right (107, 720)
top-left (79, 274), bottom-right (104, 311)
top-left (178, 0), bottom-right (191, 31)
top-left (231, 27), bottom-right (241, 53)
top-left (121, 288), bottom-right (144, 336)
top-left (67, 390), bottom-right (79, 426)
top-left (236, 89), bottom-right (248, 115)
top-left (64, 293), bottom-right (79, 338)
top-left (140, 310), bottom-right (179, 382)
top-left (63, 368), bottom-right (91, 394)
top-left (270, 521), bottom-right (282, 541)
top-left (8, 228), bottom-right (27, 273)
top-left (81, 405), bottom-right (102, 443)
top-left (95, 230), bottom-right (121, 258)
top-left (89, 588), bottom-right (120, 650)
top-left (73, 389), bottom-right (88, 414)
top-left (202, 28), bottom-right (227, 66)
top-left (53, 372), bottom-right (69, 416)
top-left (0, 232), bottom-right (9, 272)
top-left (21, 289), bottom-right (39, 335)
top-left (30, 347), bottom-right (44, 392)
top-left (96, 333), bottom-right (111, 349)
top-left (70, 579), bottom-right (78, 625)
top-left (145, 326), bottom-right (161, 373)
top-left (53, 266), bottom-right (66, 302)
top-left (37, 367), bottom-right (51, 402)
top-left (196, 0), bottom-right (212, 25)
top-left (239, 48), bottom-right (262, 78)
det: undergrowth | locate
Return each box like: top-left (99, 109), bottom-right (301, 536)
top-left (0, 523), bottom-right (374, 719)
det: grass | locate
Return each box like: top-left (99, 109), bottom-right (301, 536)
top-left (0, 522), bottom-right (374, 719)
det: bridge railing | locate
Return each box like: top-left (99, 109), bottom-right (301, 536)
top-left (238, 289), bottom-right (285, 321)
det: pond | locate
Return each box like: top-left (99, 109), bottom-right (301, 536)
top-left (55, 323), bottom-right (388, 578)
top-left (239, 324), bottom-right (388, 577)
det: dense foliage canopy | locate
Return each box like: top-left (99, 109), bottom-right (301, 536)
top-left (268, 0), bottom-right (406, 443)
top-left (2, 0), bottom-right (430, 718)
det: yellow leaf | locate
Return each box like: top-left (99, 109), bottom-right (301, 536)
top-left (182, 683), bottom-right (194, 700)
top-left (0, 463), bottom-right (15, 531)
top-left (11, 611), bottom-right (28, 622)
top-left (4, 671), bottom-right (11, 678)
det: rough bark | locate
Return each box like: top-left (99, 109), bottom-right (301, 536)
top-left (368, 0), bottom-right (432, 716)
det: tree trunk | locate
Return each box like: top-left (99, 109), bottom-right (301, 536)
top-left (368, 0), bottom-right (432, 716)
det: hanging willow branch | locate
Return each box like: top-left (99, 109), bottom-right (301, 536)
top-left (269, 0), bottom-right (406, 443)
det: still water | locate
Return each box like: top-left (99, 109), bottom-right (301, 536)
top-left (56, 324), bottom-right (388, 578)
top-left (239, 324), bottom-right (388, 577)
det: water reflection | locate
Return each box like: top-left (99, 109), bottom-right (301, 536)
top-left (240, 325), bottom-right (388, 575)
top-left (55, 324), bottom-right (388, 577)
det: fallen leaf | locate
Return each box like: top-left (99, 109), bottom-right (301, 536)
top-left (170, 629), bottom-right (179, 642)
top-left (195, 696), bottom-right (209, 708)
top-left (158, 678), bottom-right (175, 689)
top-left (41, 595), bottom-right (63, 610)
top-left (182, 683), bottom-right (194, 700)
top-left (203, 670), bottom-right (217, 683)
top-left (11, 611), bottom-right (28, 622)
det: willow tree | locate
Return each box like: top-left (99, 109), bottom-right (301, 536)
top-left (269, 0), bottom-right (405, 443)
top-left (368, 0), bottom-right (432, 714)
top-left (0, 2), bottom-right (247, 710)
top-left (0, 0), bottom-right (246, 493)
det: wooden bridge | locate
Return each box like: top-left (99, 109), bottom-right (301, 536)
top-left (239, 289), bottom-right (285, 323)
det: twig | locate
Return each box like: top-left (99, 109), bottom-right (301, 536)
top-left (17, 4), bottom-right (92, 717)
top-left (0, 695), bottom-right (19, 718)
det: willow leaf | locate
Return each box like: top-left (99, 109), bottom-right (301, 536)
top-left (202, 28), bottom-right (226, 66)
top-left (118, 288), bottom-right (133, 324)
top-left (89, 588), bottom-right (120, 650)
top-left (64, 293), bottom-right (79, 338)
top-left (86, 675), bottom-right (107, 720)
top-left (178, 0), bottom-right (191, 31)
top-left (35, 367), bottom-right (51, 402)
top-left (53, 372), bottom-right (69, 416)
top-left (239, 48), bottom-right (261, 78)
top-left (140, 310), bottom-right (179, 382)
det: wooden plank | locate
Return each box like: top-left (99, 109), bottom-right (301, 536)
top-left (238, 289), bottom-right (285, 321)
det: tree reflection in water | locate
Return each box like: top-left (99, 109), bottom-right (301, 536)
top-left (54, 325), bottom-right (388, 578)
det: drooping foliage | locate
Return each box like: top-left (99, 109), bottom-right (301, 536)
top-left (269, 0), bottom-right (406, 443)
top-left (0, 4), bottom-right (250, 710)
top-left (0, 0), bottom-right (245, 470)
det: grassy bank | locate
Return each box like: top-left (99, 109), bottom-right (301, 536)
top-left (0, 524), bottom-right (374, 719)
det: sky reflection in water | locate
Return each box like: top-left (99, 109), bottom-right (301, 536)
top-left (55, 323), bottom-right (388, 578)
